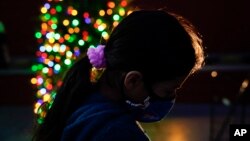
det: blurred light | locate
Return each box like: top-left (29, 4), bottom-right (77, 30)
top-left (63, 19), bottom-right (70, 26)
top-left (44, 13), bottom-right (51, 20)
top-left (99, 10), bottom-right (105, 16)
top-left (55, 5), bottom-right (62, 12)
top-left (96, 19), bottom-right (102, 25)
top-left (113, 21), bottom-right (119, 27)
top-left (46, 45), bottom-right (53, 52)
top-left (83, 12), bottom-right (89, 18)
top-left (107, 2), bottom-right (115, 8)
top-left (113, 14), bottom-right (120, 21)
top-left (48, 38), bottom-right (55, 44)
top-left (107, 9), bottom-right (113, 15)
top-left (50, 8), bottom-right (56, 15)
top-left (74, 27), bottom-right (80, 33)
top-left (64, 34), bottom-right (70, 40)
top-left (51, 17), bottom-right (58, 23)
top-left (72, 19), bottom-right (79, 26)
top-left (72, 10), bottom-right (78, 16)
top-left (54, 64), bottom-right (61, 71)
top-left (31, 65), bottom-right (38, 72)
top-left (39, 46), bottom-right (46, 52)
top-left (98, 24), bottom-right (106, 31)
top-left (41, 7), bottom-right (47, 14)
top-left (41, 23), bottom-right (48, 31)
top-left (35, 32), bottom-right (42, 39)
top-left (49, 55), bottom-right (54, 60)
top-left (68, 28), bottom-right (74, 34)
top-left (42, 67), bottom-right (49, 74)
top-left (51, 23), bottom-right (57, 29)
top-left (40, 88), bottom-right (47, 95)
top-left (67, 6), bottom-right (73, 15)
top-left (66, 51), bottom-right (73, 58)
top-left (48, 61), bottom-right (54, 67)
top-left (102, 31), bottom-right (109, 40)
top-left (211, 71), bottom-right (218, 78)
top-left (54, 33), bottom-right (60, 40)
top-left (43, 94), bottom-right (51, 102)
top-left (222, 98), bottom-right (231, 106)
top-left (60, 45), bottom-right (66, 52)
top-left (31, 78), bottom-right (37, 84)
top-left (119, 8), bottom-right (125, 16)
top-left (121, 0), bottom-right (127, 7)
top-left (64, 59), bottom-right (72, 65)
top-left (59, 37), bottom-right (64, 43)
top-left (85, 18), bottom-right (91, 24)
top-left (127, 10), bottom-right (133, 15)
top-left (241, 79), bottom-right (249, 89)
top-left (240, 79), bottom-right (249, 94)
top-left (44, 3), bottom-right (50, 9)
top-left (78, 39), bottom-right (85, 46)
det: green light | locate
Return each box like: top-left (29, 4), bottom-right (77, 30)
top-left (44, 13), bottom-right (51, 20)
top-left (78, 40), bottom-right (85, 46)
top-left (98, 25), bottom-right (105, 32)
top-left (38, 64), bottom-right (44, 70)
top-left (119, 8), bottom-right (125, 16)
top-left (113, 14), bottom-right (120, 21)
top-left (37, 117), bottom-right (44, 124)
top-left (0, 21), bottom-right (5, 33)
top-left (46, 46), bottom-right (53, 52)
top-left (96, 19), bottom-right (102, 25)
top-left (51, 24), bottom-right (57, 29)
top-left (102, 31), bottom-right (108, 38)
top-left (89, 45), bottom-right (95, 48)
top-left (31, 65), bottom-right (38, 72)
top-left (88, 36), bottom-right (92, 42)
top-left (52, 45), bottom-right (59, 52)
top-left (64, 59), bottom-right (72, 65)
top-left (35, 32), bottom-right (42, 39)
top-left (51, 17), bottom-right (58, 23)
top-left (54, 64), bottom-right (61, 71)
top-left (68, 36), bottom-right (74, 43)
top-left (42, 67), bottom-right (49, 74)
top-left (72, 19), bottom-right (79, 26)
top-left (55, 5), bottom-right (62, 12)
top-left (66, 51), bottom-right (73, 58)
top-left (54, 33), bottom-right (60, 40)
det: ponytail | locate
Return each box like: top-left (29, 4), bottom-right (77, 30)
top-left (33, 55), bottom-right (96, 141)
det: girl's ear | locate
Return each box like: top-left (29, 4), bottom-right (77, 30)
top-left (124, 71), bottom-right (143, 90)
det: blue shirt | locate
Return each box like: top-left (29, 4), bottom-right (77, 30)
top-left (61, 93), bottom-right (150, 141)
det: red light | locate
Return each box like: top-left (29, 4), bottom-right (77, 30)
top-left (83, 12), bottom-right (89, 18)
top-left (121, 0), bottom-right (127, 7)
top-left (50, 8), bottom-right (56, 15)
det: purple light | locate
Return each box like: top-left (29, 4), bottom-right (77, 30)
top-left (85, 18), bottom-right (91, 24)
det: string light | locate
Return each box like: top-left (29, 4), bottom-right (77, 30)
top-left (33, 0), bottom-right (133, 124)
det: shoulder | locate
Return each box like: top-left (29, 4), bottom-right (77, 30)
top-left (93, 115), bottom-right (150, 141)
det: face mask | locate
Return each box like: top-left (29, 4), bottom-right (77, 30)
top-left (125, 95), bottom-right (175, 122)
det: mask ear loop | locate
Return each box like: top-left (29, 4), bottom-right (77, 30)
top-left (121, 72), bottom-right (150, 109)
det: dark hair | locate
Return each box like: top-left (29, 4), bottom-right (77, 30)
top-left (33, 10), bottom-right (204, 141)
top-left (105, 10), bottom-right (204, 82)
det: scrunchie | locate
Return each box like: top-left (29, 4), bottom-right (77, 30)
top-left (87, 45), bottom-right (106, 83)
top-left (87, 45), bottom-right (106, 69)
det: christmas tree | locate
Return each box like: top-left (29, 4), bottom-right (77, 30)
top-left (31, 0), bottom-right (133, 124)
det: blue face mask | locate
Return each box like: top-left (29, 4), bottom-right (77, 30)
top-left (125, 95), bottom-right (175, 122)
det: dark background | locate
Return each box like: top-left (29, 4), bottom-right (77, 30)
top-left (0, 0), bottom-right (249, 105)
top-left (0, 1), bottom-right (249, 141)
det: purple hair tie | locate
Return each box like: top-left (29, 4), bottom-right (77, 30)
top-left (87, 45), bottom-right (106, 69)
top-left (87, 45), bottom-right (106, 83)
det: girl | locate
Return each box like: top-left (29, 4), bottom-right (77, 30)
top-left (33, 10), bottom-right (205, 141)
